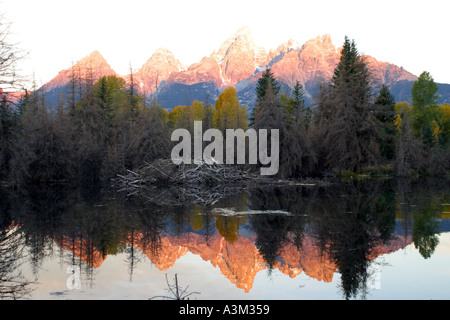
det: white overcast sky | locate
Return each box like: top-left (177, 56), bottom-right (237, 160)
top-left (2, 0), bottom-right (449, 87)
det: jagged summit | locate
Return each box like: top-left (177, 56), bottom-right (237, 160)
top-left (268, 39), bottom-right (301, 66)
top-left (143, 47), bottom-right (187, 72)
top-left (281, 39), bottom-right (301, 51)
top-left (165, 26), bottom-right (269, 88)
top-left (154, 47), bottom-right (175, 55)
top-left (79, 50), bottom-right (106, 63)
top-left (213, 26), bottom-right (268, 86)
top-left (215, 25), bottom-right (256, 57)
top-left (235, 25), bottom-right (252, 37)
top-left (132, 47), bottom-right (187, 93)
top-left (42, 50), bottom-right (116, 92)
top-left (70, 50), bottom-right (115, 75)
top-left (312, 34), bottom-right (333, 45)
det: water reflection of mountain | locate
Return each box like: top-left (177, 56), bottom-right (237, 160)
top-left (0, 177), bottom-right (449, 299)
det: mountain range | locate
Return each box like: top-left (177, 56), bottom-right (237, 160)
top-left (40, 26), bottom-right (450, 111)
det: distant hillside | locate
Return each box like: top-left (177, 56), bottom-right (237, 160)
top-left (390, 80), bottom-right (450, 104)
top-left (156, 81), bottom-right (220, 110)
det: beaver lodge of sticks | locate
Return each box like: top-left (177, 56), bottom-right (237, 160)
top-left (112, 159), bottom-right (316, 206)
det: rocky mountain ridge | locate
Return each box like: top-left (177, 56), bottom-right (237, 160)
top-left (38, 27), bottom-right (449, 111)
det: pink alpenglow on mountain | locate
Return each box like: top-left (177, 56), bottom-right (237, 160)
top-left (167, 26), bottom-right (269, 89)
top-left (42, 51), bottom-right (116, 92)
top-left (133, 48), bottom-right (187, 94)
top-left (40, 27), bottom-right (422, 108)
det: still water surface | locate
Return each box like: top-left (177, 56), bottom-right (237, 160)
top-left (1, 178), bottom-right (449, 300)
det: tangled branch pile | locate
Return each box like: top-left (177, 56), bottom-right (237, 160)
top-left (112, 159), bottom-right (266, 206)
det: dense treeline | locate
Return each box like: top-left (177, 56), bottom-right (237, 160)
top-left (0, 36), bottom-right (449, 187)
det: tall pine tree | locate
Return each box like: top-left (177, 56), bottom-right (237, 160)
top-left (292, 81), bottom-right (311, 129)
top-left (249, 68), bottom-right (281, 126)
top-left (374, 84), bottom-right (396, 160)
top-left (254, 82), bottom-right (315, 178)
top-left (322, 36), bottom-right (381, 173)
top-left (253, 83), bottom-right (286, 176)
top-left (255, 68), bottom-right (281, 102)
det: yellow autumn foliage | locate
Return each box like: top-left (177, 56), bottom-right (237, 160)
top-left (213, 86), bottom-right (248, 131)
top-left (393, 101), bottom-right (411, 131)
top-left (168, 105), bottom-right (189, 129)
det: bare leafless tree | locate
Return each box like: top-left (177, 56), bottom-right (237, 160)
top-left (0, 14), bottom-right (27, 92)
top-left (394, 112), bottom-right (426, 177)
top-left (0, 224), bottom-right (34, 299)
top-left (149, 274), bottom-right (200, 300)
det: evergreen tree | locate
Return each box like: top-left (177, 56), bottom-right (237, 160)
top-left (254, 83), bottom-right (313, 178)
top-left (330, 36), bottom-right (360, 91)
top-left (127, 65), bottom-right (140, 114)
top-left (374, 84), bottom-right (396, 160)
top-left (276, 81), bottom-right (316, 176)
top-left (292, 81), bottom-right (311, 129)
top-left (256, 68), bottom-right (281, 102)
top-left (375, 84), bottom-right (396, 109)
top-left (280, 82), bottom-right (306, 131)
top-left (280, 93), bottom-right (294, 130)
top-left (250, 68), bottom-right (281, 126)
top-left (309, 82), bottom-right (333, 174)
top-left (9, 90), bottom-right (75, 185)
top-left (253, 83), bottom-right (285, 175)
top-left (96, 76), bottom-right (111, 109)
top-left (253, 83), bottom-right (284, 133)
top-left (93, 75), bottom-right (128, 126)
top-left (322, 36), bottom-right (381, 173)
top-left (288, 99), bottom-right (316, 177)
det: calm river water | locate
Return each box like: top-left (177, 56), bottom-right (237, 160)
top-left (1, 178), bottom-right (449, 300)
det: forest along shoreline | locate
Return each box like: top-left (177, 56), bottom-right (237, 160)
top-left (1, 38), bottom-right (449, 193)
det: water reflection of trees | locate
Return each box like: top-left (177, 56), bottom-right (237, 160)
top-left (246, 185), bottom-right (311, 271)
top-left (396, 178), bottom-right (448, 259)
top-left (0, 224), bottom-right (33, 299)
top-left (244, 181), bottom-right (395, 299)
top-left (243, 178), bottom-right (448, 299)
top-left (0, 177), bottom-right (448, 299)
top-left (309, 180), bottom-right (396, 299)
top-left (0, 191), bottom-right (34, 299)
top-left (2, 185), bottom-right (171, 291)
